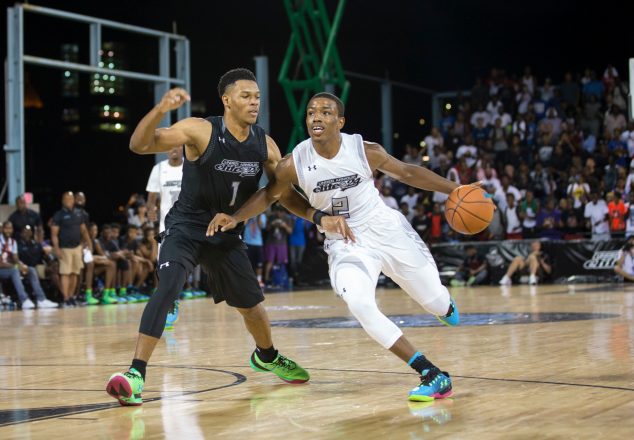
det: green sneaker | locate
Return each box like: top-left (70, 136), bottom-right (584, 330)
top-left (106, 368), bottom-right (144, 406)
top-left (466, 276), bottom-right (476, 286)
top-left (450, 279), bottom-right (465, 287)
top-left (249, 351), bottom-right (309, 383)
top-left (101, 289), bottom-right (117, 305)
top-left (84, 290), bottom-right (99, 306)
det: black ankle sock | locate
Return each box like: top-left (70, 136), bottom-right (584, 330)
top-left (409, 354), bottom-right (436, 375)
top-left (131, 359), bottom-right (147, 379)
top-left (256, 345), bottom-right (278, 363)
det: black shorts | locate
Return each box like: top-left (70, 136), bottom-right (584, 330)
top-left (246, 245), bottom-right (264, 269)
top-left (158, 225), bottom-right (263, 308)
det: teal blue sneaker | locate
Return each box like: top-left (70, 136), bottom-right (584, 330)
top-left (179, 290), bottom-right (194, 300)
top-left (164, 300), bottom-right (180, 330)
top-left (408, 370), bottom-right (453, 402)
top-left (436, 297), bottom-right (459, 327)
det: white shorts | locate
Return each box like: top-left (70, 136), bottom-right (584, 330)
top-left (324, 206), bottom-right (448, 310)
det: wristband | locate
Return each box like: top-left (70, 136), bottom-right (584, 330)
top-left (312, 210), bottom-right (329, 226)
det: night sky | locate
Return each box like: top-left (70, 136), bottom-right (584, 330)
top-left (0, 0), bottom-right (631, 223)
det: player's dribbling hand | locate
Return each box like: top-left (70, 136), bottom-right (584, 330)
top-left (320, 216), bottom-right (356, 243)
top-left (158, 88), bottom-right (191, 113)
top-left (207, 213), bottom-right (238, 236)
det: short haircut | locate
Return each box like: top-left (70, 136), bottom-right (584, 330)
top-left (217, 68), bottom-right (257, 98)
top-left (101, 224), bottom-right (111, 230)
top-left (308, 92), bottom-right (345, 117)
top-left (127, 224), bottom-right (139, 230)
top-left (465, 245), bottom-right (476, 251)
top-left (110, 223), bottom-right (121, 230)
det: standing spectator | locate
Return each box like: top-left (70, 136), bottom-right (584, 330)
top-left (503, 193), bottom-right (523, 239)
top-left (400, 186), bottom-right (420, 211)
top-left (401, 143), bottom-right (422, 165)
top-left (1, 221), bottom-right (57, 309)
top-left (582, 70), bottom-right (604, 99)
top-left (288, 215), bottom-right (308, 279)
top-left (560, 72), bottom-right (580, 107)
top-left (485, 199), bottom-right (506, 240)
top-left (536, 198), bottom-right (563, 240)
top-left (486, 94), bottom-right (504, 119)
top-left (584, 192), bottom-right (610, 241)
top-left (450, 245), bottom-right (488, 287)
top-left (519, 190), bottom-right (539, 237)
top-left (264, 206), bottom-right (292, 286)
top-left (74, 192), bottom-right (90, 224)
top-left (8, 195), bottom-right (43, 243)
top-left (74, 191), bottom-right (96, 304)
top-left (499, 241), bottom-right (552, 286)
top-left (521, 66), bottom-right (536, 95)
top-left (567, 175), bottom-right (590, 219)
top-left (494, 175), bottom-right (522, 211)
top-left (489, 118), bottom-right (509, 154)
top-left (516, 84), bottom-right (532, 115)
top-left (146, 146), bottom-right (184, 233)
top-left (411, 204), bottom-right (430, 241)
top-left (470, 104), bottom-right (491, 127)
top-left (429, 204), bottom-right (443, 243)
top-left (608, 191), bottom-right (627, 234)
top-left (456, 135), bottom-right (478, 168)
top-left (379, 186), bottom-right (399, 210)
top-left (604, 106), bottom-right (627, 137)
top-left (244, 214), bottom-right (267, 288)
top-left (50, 191), bottom-right (92, 306)
top-left (625, 192), bottom-right (634, 238)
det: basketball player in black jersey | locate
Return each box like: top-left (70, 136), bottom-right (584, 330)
top-left (106, 68), bottom-right (354, 406)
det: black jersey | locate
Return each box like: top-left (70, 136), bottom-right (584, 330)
top-left (165, 116), bottom-right (268, 238)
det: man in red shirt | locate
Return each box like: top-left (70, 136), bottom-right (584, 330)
top-left (608, 191), bottom-right (627, 233)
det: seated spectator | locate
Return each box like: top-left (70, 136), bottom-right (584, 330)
top-left (121, 225), bottom-right (151, 291)
top-left (423, 128), bottom-right (444, 163)
top-left (456, 135), bottom-right (478, 168)
top-left (614, 238), bottom-right (634, 282)
top-left (584, 192), bottom-right (610, 241)
top-left (486, 94), bottom-right (504, 119)
top-left (472, 117), bottom-right (491, 144)
top-left (8, 195), bottom-right (44, 242)
top-left (137, 225), bottom-right (158, 288)
top-left (88, 223), bottom-right (117, 305)
top-left (537, 198), bottom-right (563, 240)
top-left (429, 204), bottom-right (443, 243)
top-left (489, 118), bottom-right (509, 153)
top-left (128, 203), bottom-right (149, 228)
top-left (503, 193), bottom-right (523, 239)
top-left (401, 143), bottom-right (422, 165)
top-left (604, 106), bottom-right (627, 137)
top-left (399, 202), bottom-right (414, 223)
top-left (559, 72), bottom-right (580, 107)
top-left (99, 224), bottom-right (133, 301)
top-left (499, 240), bottom-right (552, 285)
top-left (450, 245), bottom-right (488, 287)
top-left (380, 186), bottom-right (399, 210)
top-left (0, 221), bottom-right (57, 309)
top-left (470, 104), bottom-right (491, 127)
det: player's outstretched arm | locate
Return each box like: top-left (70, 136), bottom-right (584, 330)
top-left (129, 88), bottom-right (207, 157)
top-left (364, 142), bottom-right (459, 194)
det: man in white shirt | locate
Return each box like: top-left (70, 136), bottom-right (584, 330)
top-left (400, 186), bottom-right (420, 211)
top-left (146, 146), bottom-right (184, 233)
top-left (423, 127), bottom-right (444, 166)
top-left (494, 176), bottom-right (522, 211)
top-left (486, 95), bottom-right (504, 120)
top-left (380, 186), bottom-right (399, 210)
top-left (584, 192), bottom-right (610, 241)
top-left (503, 193), bottom-right (522, 239)
top-left (470, 105), bottom-right (491, 127)
top-left (492, 105), bottom-right (513, 128)
top-left (456, 139), bottom-right (478, 169)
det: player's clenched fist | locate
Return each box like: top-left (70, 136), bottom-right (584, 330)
top-left (158, 88), bottom-right (191, 113)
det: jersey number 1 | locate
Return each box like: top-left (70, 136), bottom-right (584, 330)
top-left (229, 181), bottom-right (240, 207)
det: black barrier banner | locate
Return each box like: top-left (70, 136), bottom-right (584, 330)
top-left (430, 239), bottom-right (626, 283)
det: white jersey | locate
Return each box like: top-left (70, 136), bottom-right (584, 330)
top-left (146, 159), bottom-right (183, 232)
top-left (293, 133), bottom-right (383, 236)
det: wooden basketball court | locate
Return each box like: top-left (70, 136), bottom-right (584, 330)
top-left (1, 283), bottom-right (633, 439)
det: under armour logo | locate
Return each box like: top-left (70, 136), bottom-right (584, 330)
top-left (308, 165), bottom-right (317, 171)
top-left (219, 137), bottom-right (226, 144)
top-left (342, 287), bottom-right (346, 293)
top-left (159, 262), bottom-right (170, 270)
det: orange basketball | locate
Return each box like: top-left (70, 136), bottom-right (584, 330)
top-left (444, 185), bottom-right (495, 235)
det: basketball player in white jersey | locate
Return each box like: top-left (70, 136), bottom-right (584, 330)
top-left (209, 92), bottom-right (464, 402)
top-left (146, 146), bottom-right (184, 233)
top-left (146, 146), bottom-right (183, 328)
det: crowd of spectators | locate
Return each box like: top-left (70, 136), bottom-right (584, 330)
top-left (383, 65), bottom-right (633, 244)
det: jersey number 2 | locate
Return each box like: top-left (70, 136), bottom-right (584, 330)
top-left (229, 181), bottom-right (240, 207)
top-left (331, 196), bottom-right (350, 218)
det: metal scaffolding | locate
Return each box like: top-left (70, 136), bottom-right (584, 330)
top-left (4, 3), bottom-right (190, 202)
top-left (279, 0), bottom-right (350, 152)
